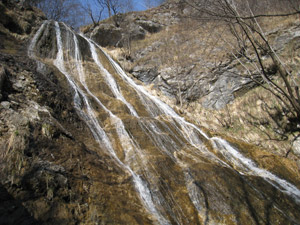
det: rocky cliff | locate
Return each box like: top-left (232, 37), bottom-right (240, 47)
top-left (1, 1), bottom-right (300, 225)
top-left (82, 0), bottom-right (300, 157)
top-left (82, 1), bottom-right (299, 109)
top-left (81, 0), bottom-right (253, 109)
top-left (0, 2), bottom-right (153, 224)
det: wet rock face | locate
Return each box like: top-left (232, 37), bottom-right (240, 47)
top-left (0, 51), bottom-right (151, 224)
top-left (0, 16), bottom-right (156, 223)
top-left (2, 3), bottom-right (300, 224)
top-left (23, 20), bottom-right (300, 224)
top-left (32, 22), bottom-right (58, 59)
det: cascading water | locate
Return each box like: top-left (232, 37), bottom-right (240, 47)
top-left (29, 21), bottom-right (300, 224)
top-left (58, 22), bottom-right (170, 225)
top-left (211, 137), bottom-right (300, 202)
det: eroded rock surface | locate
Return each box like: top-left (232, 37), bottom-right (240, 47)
top-left (1, 1), bottom-right (300, 224)
top-left (84, 1), bottom-right (300, 111)
top-left (82, 6), bottom-right (164, 48)
top-left (0, 2), bottom-right (153, 224)
top-left (25, 19), bottom-right (300, 224)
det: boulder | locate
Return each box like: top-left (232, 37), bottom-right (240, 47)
top-left (131, 65), bottom-right (158, 84)
top-left (90, 24), bottom-right (123, 47)
top-left (90, 23), bottom-right (147, 48)
top-left (201, 70), bottom-right (253, 109)
top-left (136, 20), bottom-right (162, 33)
top-left (128, 24), bottom-right (146, 41)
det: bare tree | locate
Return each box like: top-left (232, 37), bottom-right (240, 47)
top-left (119, 0), bottom-right (134, 13)
top-left (95, 0), bottom-right (133, 18)
top-left (81, 0), bottom-right (104, 27)
top-left (101, 0), bottom-right (112, 17)
top-left (181, 0), bottom-right (300, 126)
top-left (29, 0), bottom-right (84, 28)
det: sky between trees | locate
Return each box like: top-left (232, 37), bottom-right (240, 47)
top-left (30, 0), bottom-right (165, 28)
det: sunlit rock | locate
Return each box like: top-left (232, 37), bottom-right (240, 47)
top-left (0, 1), bottom-right (300, 224)
top-left (293, 137), bottom-right (300, 157)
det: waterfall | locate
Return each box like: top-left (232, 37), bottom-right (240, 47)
top-left (95, 38), bottom-right (300, 201)
top-left (28, 21), bottom-right (49, 58)
top-left (59, 22), bottom-right (171, 225)
top-left (83, 36), bottom-right (138, 117)
top-left (29, 21), bottom-right (300, 224)
top-left (211, 137), bottom-right (300, 202)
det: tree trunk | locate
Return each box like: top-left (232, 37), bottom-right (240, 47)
top-left (107, 0), bottom-right (111, 17)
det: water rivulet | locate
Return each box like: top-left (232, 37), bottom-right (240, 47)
top-left (29, 21), bottom-right (300, 224)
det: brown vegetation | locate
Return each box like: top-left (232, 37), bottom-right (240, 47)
top-left (106, 0), bottom-right (300, 157)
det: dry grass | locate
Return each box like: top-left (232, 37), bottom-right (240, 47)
top-left (182, 81), bottom-right (299, 158)
top-left (137, 73), bottom-right (296, 159)
top-left (127, 19), bottom-right (235, 70)
top-left (104, 10), bottom-right (300, 159)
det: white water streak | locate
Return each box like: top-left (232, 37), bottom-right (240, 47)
top-left (30, 21), bottom-right (300, 224)
top-left (63, 24), bottom-right (170, 225)
top-left (212, 137), bottom-right (300, 202)
top-left (28, 21), bottom-right (48, 58)
top-left (81, 35), bottom-right (138, 117)
top-left (96, 42), bottom-right (232, 166)
top-left (98, 40), bottom-right (300, 205)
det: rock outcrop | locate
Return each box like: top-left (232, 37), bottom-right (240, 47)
top-left (0, 0), bottom-right (45, 38)
top-left (81, 6), bottom-right (165, 48)
top-left (1, 1), bottom-right (300, 224)
top-left (83, 1), bottom-right (300, 111)
top-left (0, 2), bottom-right (149, 224)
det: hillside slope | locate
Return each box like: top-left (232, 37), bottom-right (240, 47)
top-left (0, 2), bottom-right (153, 224)
top-left (82, 0), bottom-right (300, 159)
top-left (1, 0), bottom-right (300, 224)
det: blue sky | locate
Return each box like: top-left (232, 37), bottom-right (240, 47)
top-left (78, 0), bottom-right (162, 25)
top-left (132, 0), bottom-right (163, 10)
top-left (133, 0), bottom-right (148, 10)
top-left (79, 0), bottom-right (162, 15)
